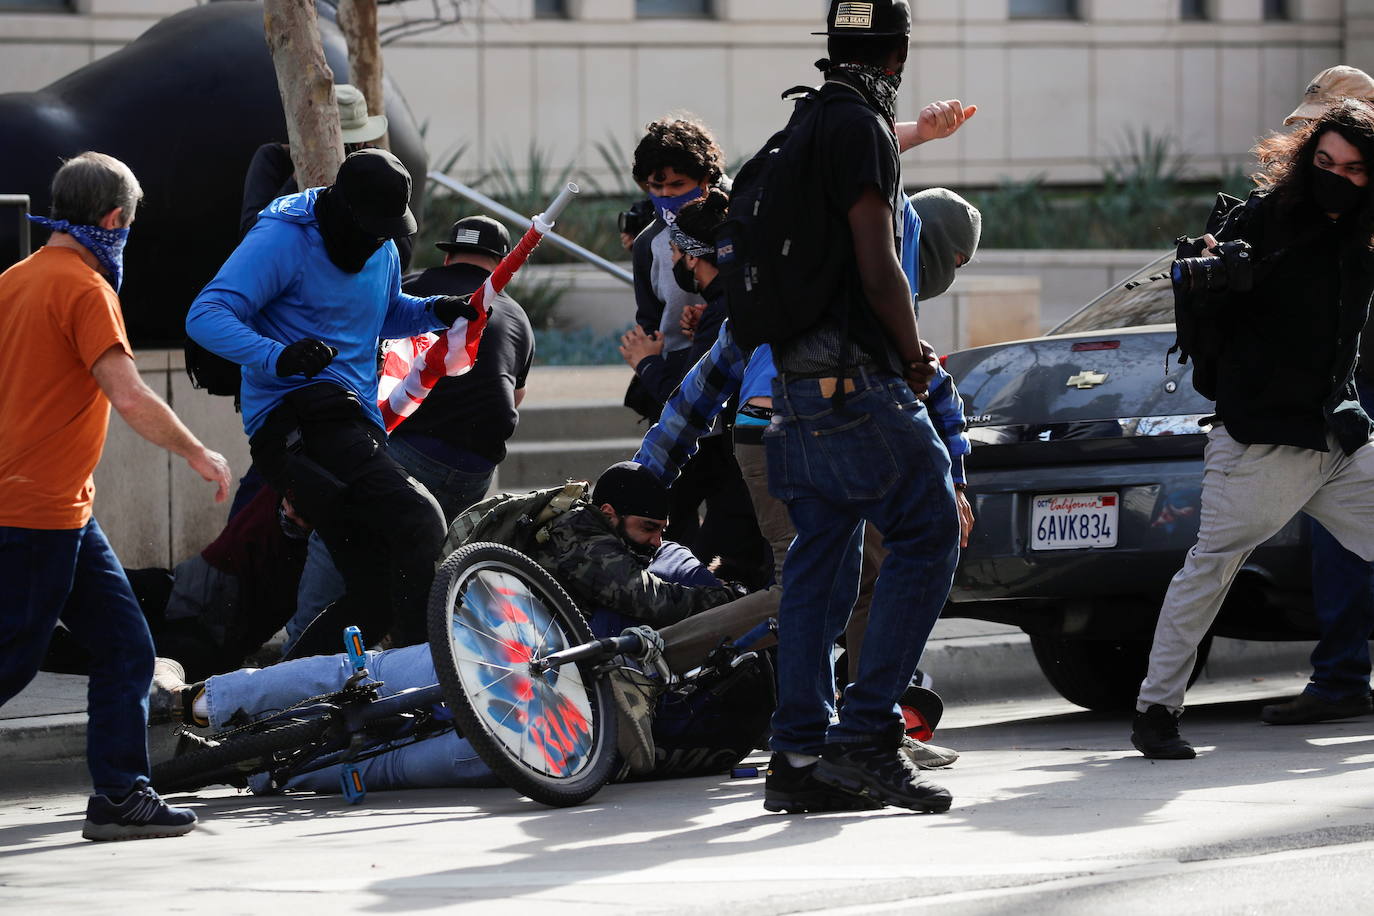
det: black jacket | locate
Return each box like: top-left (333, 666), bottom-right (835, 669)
top-left (1212, 191), bottom-right (1374, 455)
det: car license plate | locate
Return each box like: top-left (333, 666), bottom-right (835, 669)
top-left (1030, 493), bottom-right (1118, 550)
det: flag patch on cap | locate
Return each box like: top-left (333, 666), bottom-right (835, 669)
top-left (835, 2), bottom-right (874, 28)
top-left (453, 229), bottom-right (482, 245)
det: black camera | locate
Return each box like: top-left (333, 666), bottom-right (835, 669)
top-left (618, 198), bottom-right (655, 240)
top-left (1171, 239), bottom-right (1255, 294)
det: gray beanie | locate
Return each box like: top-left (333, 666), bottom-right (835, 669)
top-left (911, 188), bottom-right (982, 301)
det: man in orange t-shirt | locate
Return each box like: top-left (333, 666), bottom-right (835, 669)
top-left (0, 152), bottom-right (232, 842)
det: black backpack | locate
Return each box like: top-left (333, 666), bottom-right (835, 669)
top-left (1169, 191), bottom-right (1261, 400)
top-left (184, 338), bottom-right (242, 399)
top-left (714, 84), bottom-right (852, 350)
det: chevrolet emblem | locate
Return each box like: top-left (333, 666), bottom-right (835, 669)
top-left (1066, 370), bottom-right (1108, 389)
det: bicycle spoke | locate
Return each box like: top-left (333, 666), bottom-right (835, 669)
top-left (450, 601), bottom-right (516, 650)
top-left (466, 665), bottom-right (521, 701)
top-left (450, 612), bottom-right (518, 654)
top-left (533, 602), bottom-right (560, 660)
top-left (451, 654), bottom-right (518, 675)
top-left (522, 678), bottom-right (545, 773)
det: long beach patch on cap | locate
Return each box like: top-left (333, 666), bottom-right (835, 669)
top-left (835, 2), bottom-right (874, 28)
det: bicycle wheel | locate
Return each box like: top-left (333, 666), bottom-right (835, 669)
top-left (151, 718), bottom-right (331, 794)
top-left (427, 541), bottom-right (619, 806)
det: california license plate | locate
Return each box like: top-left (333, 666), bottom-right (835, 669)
top-left (1030, 493), bottom-right (1119, 550)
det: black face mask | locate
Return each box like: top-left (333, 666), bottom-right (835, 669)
top-left (1311, 165), bottom-right (1366, 217)
top-left (316, 187), bottom-right (386, 273)
top-left (672, 257), bottom-right (699, 294)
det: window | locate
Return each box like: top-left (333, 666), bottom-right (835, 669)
top-left (637, 0), bottom-right (711, 18)
top-left (1180, 0), bottom-right (1207, 20)
top-left (534, 0), bottom-right (567, 17)
top-left (1009, 0), bottom-right (1078, 18)
top-left (1263, 0), bottom-right (1288, 19)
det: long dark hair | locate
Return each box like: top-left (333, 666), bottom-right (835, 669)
top-left (1253, 98), bottom-right (1374, 239)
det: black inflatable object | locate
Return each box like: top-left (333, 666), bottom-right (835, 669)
top-left (0, 1), bottom-right (429, 346)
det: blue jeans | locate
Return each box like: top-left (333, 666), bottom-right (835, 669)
top-left (765, 371), bottom-right (960, 753)
top-left (0, 519), bottom-right (155, 796)
top-left (205, 644), bottom-right (499, 792)
top-left (386, 435), bottom-right (495, 524)
top-left (1306, 375), bottom-right (1374, 701)
top-left (285, 531), bottom-right (349, 654)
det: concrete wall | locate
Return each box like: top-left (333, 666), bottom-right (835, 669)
top-left (93, 350), bottom-right (251, 570)
top-left (0, 0), bottom-right (1354, 192)
top-left (527, 249), bottom-right (1136, 348)
top-left (962, 248), bottom-right (1164, 331)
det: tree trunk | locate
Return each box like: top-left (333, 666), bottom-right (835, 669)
top-left (338, 0), bottom-right (388, 150)
top-left (262, 0), bottom-right (343, 189)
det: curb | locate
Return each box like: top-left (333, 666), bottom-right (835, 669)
top-left (921, 633), bottom-right (1317, 705)
top-left (0, 637), bottom-right (1320, 770)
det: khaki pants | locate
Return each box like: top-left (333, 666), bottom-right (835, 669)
top-left (1139, 425), bottom-right (1374, 713)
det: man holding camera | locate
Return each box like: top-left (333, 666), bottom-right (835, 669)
top-left (1133, 101), bottom-right (1374, 759)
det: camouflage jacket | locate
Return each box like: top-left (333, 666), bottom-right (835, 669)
top-left (530, 504), bottom-right (739, 627)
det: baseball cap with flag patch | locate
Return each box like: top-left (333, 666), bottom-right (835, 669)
top-left (435, 215), bottom-right (512, 259)
top-left (813, 0), bottom-right (911, 37)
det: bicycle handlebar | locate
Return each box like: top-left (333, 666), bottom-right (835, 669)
top-left (532, 631), bottom-right (645, 673)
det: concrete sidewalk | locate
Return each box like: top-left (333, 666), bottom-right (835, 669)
top-left (0, 619), bottom-right (1316, 770)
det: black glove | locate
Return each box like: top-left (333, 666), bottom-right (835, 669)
top-left (432, 294), bottom-right (483, 327)
top-left (275, 339), bottom-right (338, 378)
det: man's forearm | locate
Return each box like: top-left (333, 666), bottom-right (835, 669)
top-left (865, 267), bottom-right (923, 363)
top-left (113, 383), bottom-right (206, 459)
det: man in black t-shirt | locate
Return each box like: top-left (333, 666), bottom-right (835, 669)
top-left (393, 215), bottom-right (535, 521)
top-left (762, 0), bottom-right (964, 817)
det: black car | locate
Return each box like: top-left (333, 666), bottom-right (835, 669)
top-left (942, 254), bottom-right (1314, 711)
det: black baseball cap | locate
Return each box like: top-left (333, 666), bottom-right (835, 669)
top-left (813, 0), bottom-right (912, 37)
top-left (435, 215), bottom-right (511, 259)
top-left (331, 148), bottom-right (417, 239)
top-left (593, 461), bottom-right (669, 521)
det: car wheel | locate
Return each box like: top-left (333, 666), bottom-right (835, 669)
top-left (1029, 634), bottom-right (1213, 712)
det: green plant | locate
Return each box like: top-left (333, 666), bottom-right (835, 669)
top-left (532, 326), bottom-right (628, 366)
top-left (965, 130), bottom-right (1259, 250)
top-left (506, 274), bottom-right (570, 331)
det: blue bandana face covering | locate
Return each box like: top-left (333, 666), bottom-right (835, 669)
top-left (650, 186), bottom-right (704, 225)
top-left (27, 215), bottom-right (131, 292)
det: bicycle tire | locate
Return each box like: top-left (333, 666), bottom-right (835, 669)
top-left (427, 541), bottom-right (619, 807)
top-left (151, 719), bottom-right (331, 794)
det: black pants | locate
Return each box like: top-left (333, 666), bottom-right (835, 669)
top-left (666, 433), bottom-right (769, 584)
top-left (249, 384), bottom-right (445, 657)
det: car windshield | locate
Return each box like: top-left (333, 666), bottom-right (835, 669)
top-left (1051, 253), bottom-right (1174, 335)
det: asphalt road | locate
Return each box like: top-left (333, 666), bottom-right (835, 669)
top-left (4, 677), bottom-right (1374, 915)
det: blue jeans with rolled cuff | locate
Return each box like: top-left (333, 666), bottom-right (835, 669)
top-left (765, 369), bottom-right (960, 754)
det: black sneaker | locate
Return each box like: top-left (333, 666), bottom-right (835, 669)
top-left (82, 783), bottom-right (198, 842)
top-left (1131, 704), bottom-right (1196, 760)
top-left (813, 737), bottom-right (953, 813)
top-left (763, 753), bottom-right (883, 814)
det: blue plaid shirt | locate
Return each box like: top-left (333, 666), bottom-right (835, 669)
top-left (633, 319), bottom-right (970, 486)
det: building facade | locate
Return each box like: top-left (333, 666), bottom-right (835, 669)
top-left (0, 1), bottom-right (1361, 187)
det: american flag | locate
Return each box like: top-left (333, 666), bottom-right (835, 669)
top-left (376, 183), bottom-right (578, 433)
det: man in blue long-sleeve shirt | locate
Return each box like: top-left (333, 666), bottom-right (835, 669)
top-left (187, 149), bottom-right (480, 656)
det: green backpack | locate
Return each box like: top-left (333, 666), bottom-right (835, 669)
top-left (440, 480), bottom-right (590, 559)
